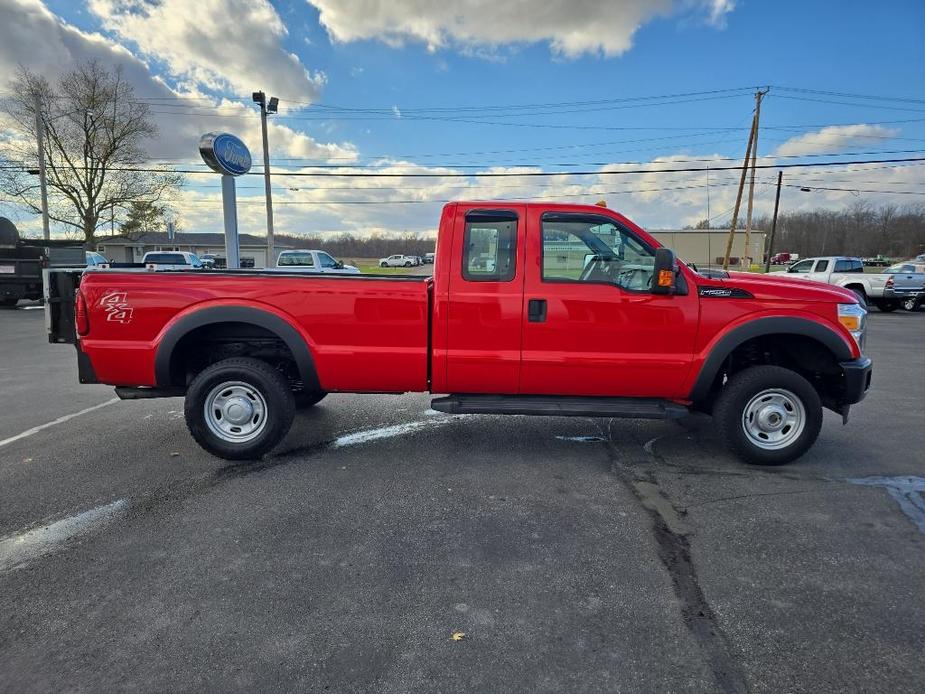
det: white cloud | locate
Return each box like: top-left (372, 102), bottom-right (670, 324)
top-left (0, 0), bottom-right (355, 164)
top-left (307, 0), bottom-right (734, 58)
top-left (773, 124), bottom-right (900, 157)
top-left (88, 0), bottom-right (323, 101)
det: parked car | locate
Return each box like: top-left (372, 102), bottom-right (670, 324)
top-left (771, 256), bottom-right (925, 312)
top-left (199, 254), bottom-right (217, 269)
top-left (142, 251), bottom-right (203, 270)
top-left (47, 201), bottom-right (872, 466)
top-left (85, 251), bottom-right (109, 267)
top-left (275, 250), bottom-right (359, 274)
top-left (423, 253), bottom-right (435, 264)
top-left (379, 254), bottom-right (416, 268)
top-left (884, 261), bottom-right (925, 311)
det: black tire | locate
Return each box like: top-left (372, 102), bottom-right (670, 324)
top-left (875, 300), bottom-right (899, 312)
top-left (184, 357), bottom-right (295, 460)
top-left (902, 297), bottom-right (920, 312)
top-left (380, 262), bottom-right (388, 268)
top-left (1, 298), bottom-right (18, 308)
top-left (294, 390), bottom-right (327, 409)
top-left (713, 365), bottom-right (823, 466)
top-left (404, 261), bottom-right (412, 267)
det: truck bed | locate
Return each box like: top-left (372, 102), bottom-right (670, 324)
top-left (74, 270), bottom-right (433, 393)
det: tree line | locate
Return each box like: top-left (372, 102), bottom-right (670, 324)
top-left (689, 201), bottom-right (925, 260)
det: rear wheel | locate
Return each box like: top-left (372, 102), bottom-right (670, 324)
top-left (0, 298), bottom-right (18, 308)
top-left (404, 261), bottom-right (412, 267)
top-left (875, 300), bottom-right (899, 312)
top-left (380, 262), bottom-right (388, 268)
top-left (713, 365), bottom-right (822, 466)
top-left (184, 357), bottom-right (294, 460)
top-left (849, 287), bottom-right (867, 308)
top-left (902, 297), bottom-right (920, 312)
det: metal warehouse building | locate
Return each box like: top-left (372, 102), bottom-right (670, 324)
top-left (648, 229), bottom-right (767, 269)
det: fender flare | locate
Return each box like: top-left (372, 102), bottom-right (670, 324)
top-left (154, 305), bottom-right (320, 391)
top-left (688, 316), bottom-right (853, 402)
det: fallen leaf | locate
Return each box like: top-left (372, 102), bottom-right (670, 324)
top-left (451, 631), bottom-right (466, 641)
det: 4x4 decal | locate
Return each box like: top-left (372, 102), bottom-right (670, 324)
top-left (100, 291), bottom-right (133, 323)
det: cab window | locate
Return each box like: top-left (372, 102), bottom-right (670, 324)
top-left (462, 210), bottom-right (517, 282)
top-left (815, 259), bottom-right (829, 272)
top-left (279, 253), bottom-right (314, 267)
top-left (318, 252), bottom-right (338, 268)
top-left (541, 214), bottom-right (655, 292)
top-left (788, 259), bottom-right (815, 273)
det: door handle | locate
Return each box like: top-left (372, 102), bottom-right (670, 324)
top-left (528, 298), bottom-right (547, 323)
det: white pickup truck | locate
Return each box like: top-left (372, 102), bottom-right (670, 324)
top-left (274, 249), bottom-right (359, 274)
top-left (772, 256), bottom-right (925, 311)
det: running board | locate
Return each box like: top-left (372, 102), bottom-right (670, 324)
top-left (430, 394), bottom-right (688, 419)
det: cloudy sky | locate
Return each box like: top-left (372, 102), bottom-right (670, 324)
top-left (1, 0), bottom-right (924, 238)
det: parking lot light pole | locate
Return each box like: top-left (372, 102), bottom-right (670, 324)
top-left (253, 91), bottom-right (279, 266)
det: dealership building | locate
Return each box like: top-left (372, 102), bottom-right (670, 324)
top-left (96, 232), bottom-right (292, 268)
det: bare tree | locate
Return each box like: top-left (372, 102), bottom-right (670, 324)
top-left (1, 61), bottom-right (182, 244)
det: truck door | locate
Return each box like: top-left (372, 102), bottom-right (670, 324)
top-left (444, 206), bottom-right (526, 393)
top-left (806, 258), bottom-right (831, 282)
top-left (519, 209), bottom-right (699, 398)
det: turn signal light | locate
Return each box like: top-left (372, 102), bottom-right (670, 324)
top-left (75, 290), bottom-right (89, 336)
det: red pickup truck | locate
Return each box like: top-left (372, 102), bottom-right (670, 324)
top-left (46, 202), bottom-right (871, 465)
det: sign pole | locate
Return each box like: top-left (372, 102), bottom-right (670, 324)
top-left (199, 132), bottom-right (252, 270)
top-left (221, 174), bottom-right (240, 269)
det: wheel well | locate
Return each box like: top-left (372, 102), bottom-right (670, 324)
top-left (842, 283), bottom-right (866, 295)
top-left (167, 321), bottom-right (303, 392)
top-left (701, 333), bottom-right (845, 411)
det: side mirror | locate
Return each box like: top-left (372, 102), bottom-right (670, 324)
top-left (652, 248), bottom-right (677, 295)
top-left (335, 260), bottom-right (344, 269)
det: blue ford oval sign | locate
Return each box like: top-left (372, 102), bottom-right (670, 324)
top-left (199, 132), bottom-right (252, 176)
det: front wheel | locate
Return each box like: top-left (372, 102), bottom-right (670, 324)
top-left (184, 357), bottom-right (295, 460)
top-left (713, 365), bottom-right (822, 466)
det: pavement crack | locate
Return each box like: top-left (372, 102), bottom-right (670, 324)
top-left (602, 425), bottom-right (749, 694)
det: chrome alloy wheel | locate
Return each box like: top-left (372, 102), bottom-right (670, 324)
top-left (741, 388), bottom-right (806, 450)
top-left (204, 380), bottom-right (268, 443)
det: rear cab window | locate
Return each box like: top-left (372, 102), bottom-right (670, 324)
top-left (462, 210), bottom-right (518, 282)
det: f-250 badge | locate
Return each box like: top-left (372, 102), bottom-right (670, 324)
top-left (100, 292), bottom-right (133, 323)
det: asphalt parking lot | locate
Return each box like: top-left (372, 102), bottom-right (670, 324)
top-left (1, 303), bottom-right (924, 693)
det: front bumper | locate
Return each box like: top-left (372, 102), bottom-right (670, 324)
top-left (840, 356), bottom-right (872, 405)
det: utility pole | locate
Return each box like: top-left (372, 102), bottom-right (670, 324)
top-left (764, 171), bottom-right (783, 272)
top-left (743, 89), bottom-right (766, 270)
top-left (722, 88), bottom-right (767, 270)
top-left (33, 93), bottom-right (50, 240)
top-left (253, 91), bottom-right (279, 265)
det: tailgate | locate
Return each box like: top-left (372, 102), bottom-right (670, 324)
top-left (891, 272), bottom-right (925, 293)
top-left (0, 256), bottom-right (42, 278)
top-left (44, 268), bottom-right (84, 344)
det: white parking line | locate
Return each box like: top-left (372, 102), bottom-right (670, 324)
top-left (0, 499), bottom-right (128, 572)
top-left (331, 418), bottom-right (457, 448)
top-left (0, 398), bottom-right (119, 449)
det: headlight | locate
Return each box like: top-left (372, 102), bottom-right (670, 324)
top-left (838, 302), bottom-right (867, 350)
